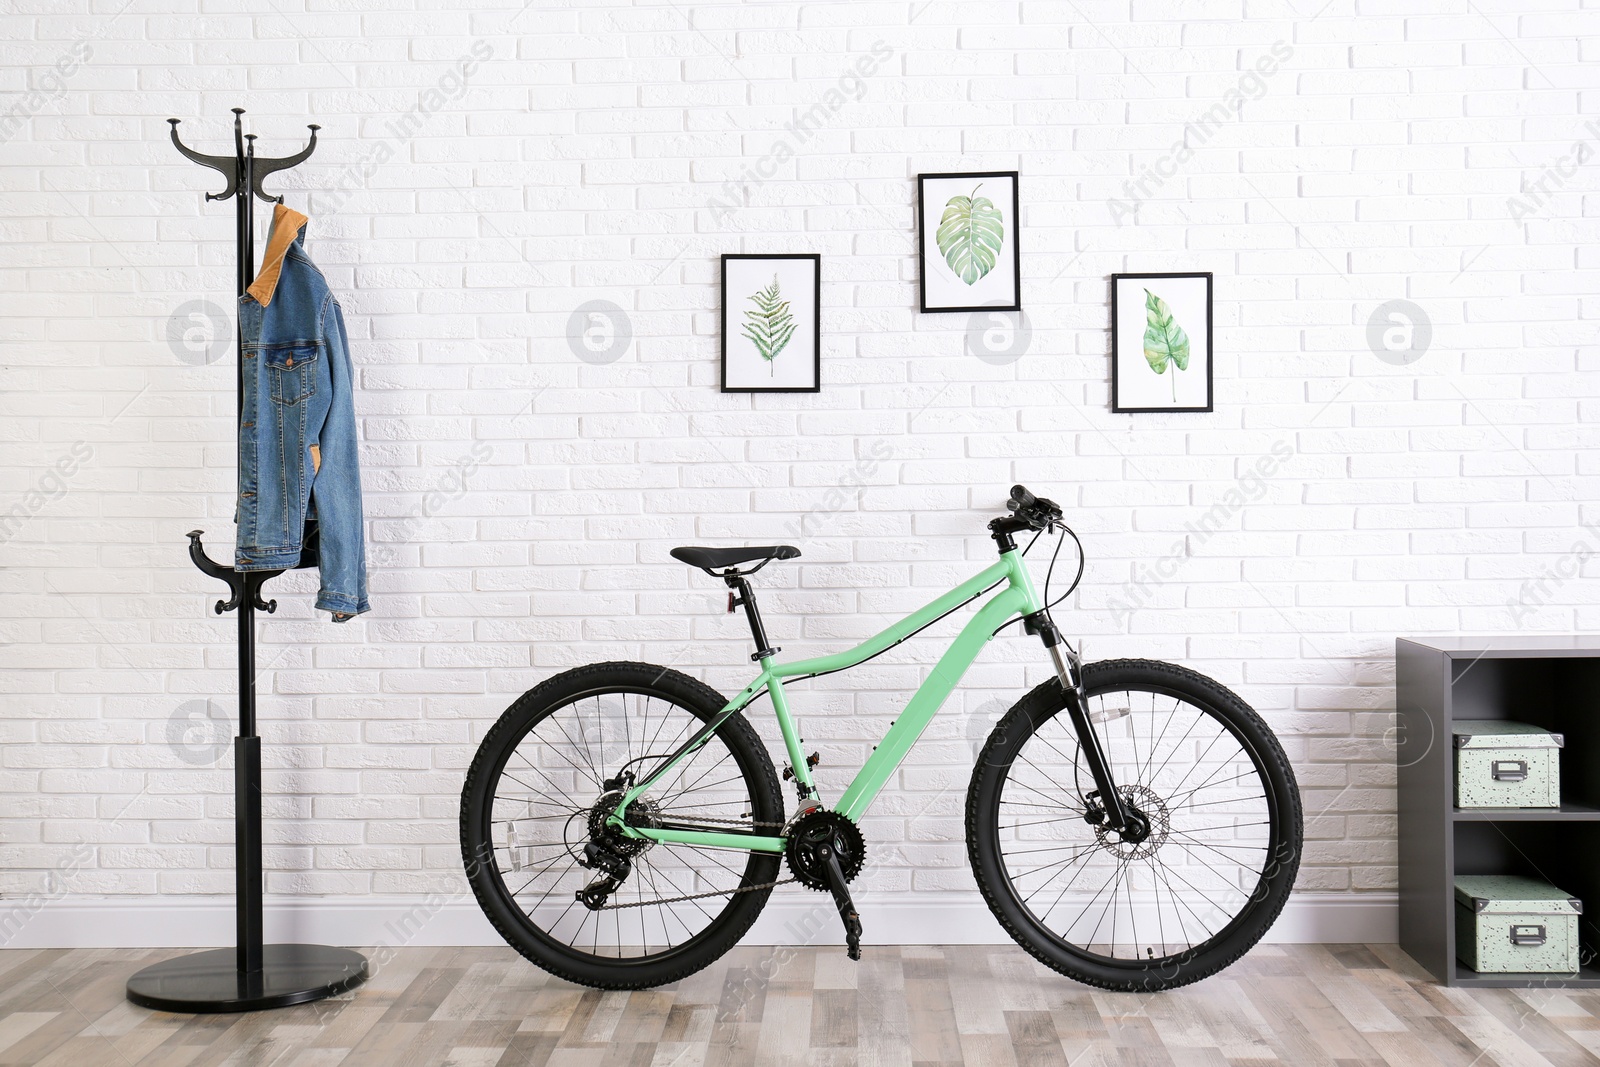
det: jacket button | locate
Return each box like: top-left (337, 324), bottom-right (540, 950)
top-left (285, 357), bottom-right (294, 367)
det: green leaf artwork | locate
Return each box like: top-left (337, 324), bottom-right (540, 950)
top-left (935, 184), bottom-right (1005, 285)
top-left (741, 274), bottom-right (796, 375)
top-left (1142, 288), bottom-right (1191, 402)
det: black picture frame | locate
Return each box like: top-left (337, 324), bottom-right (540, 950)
top-left (1111, 272), bottom-right (1214, 413)
top-left (917, 170), bottom-right (1021, 314)
top-left (720, 253), bottom-right (822, 394)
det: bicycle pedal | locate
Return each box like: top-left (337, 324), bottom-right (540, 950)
top-left (843, 909), bottom-right (862, 961)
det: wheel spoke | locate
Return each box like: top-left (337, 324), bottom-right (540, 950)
top-left (1151, 850), bottom-right (1222, 943)
top-left (1140, 697), bottom-right (1182, 789)
top-left (1165, 772), bottom-right (1264, 811)
top-left (1143, 702), bottom-right (1205, 792)
top-left (1159, 727), bottom-right (1232, 805)
top-left (1000, 816), bottom-right (1089, 833)
top-left (499, 766), bottom-right (584, 812)
top-left (999, 797), bottom-right (1083, 815)
top-left (656, 773), bottom-right (749, 807)
top-left (1015, 845), bottom-right (1103, 887)
top-left (1161, 747), bottom-right (1252, 810)
top-left (544, 711), bottom-right (607, 790)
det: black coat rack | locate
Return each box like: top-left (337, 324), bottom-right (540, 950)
top-left (125, 109), bottom-right (369, 1014)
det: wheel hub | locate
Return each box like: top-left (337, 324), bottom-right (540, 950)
top-left (785, 809), bottom-right (865, 890)
top-left (1093, 785), bottom-right (1170, 859)
top-left (587, 789), bottom-right (660, 859)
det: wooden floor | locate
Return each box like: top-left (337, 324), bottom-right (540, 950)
top-left (4, 942), bottom-right (1600, 1066)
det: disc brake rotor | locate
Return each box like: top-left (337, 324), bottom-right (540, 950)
top-left (1093, 785), bottom-right (1170, 860)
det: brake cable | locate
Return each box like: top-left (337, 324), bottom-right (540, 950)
top-left (1042, 522), bottom-right (1086, 619)
top-left (991, 519), bottom-right (1083, 637)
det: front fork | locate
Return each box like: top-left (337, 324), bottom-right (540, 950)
top-left (1024, 611), bottom-right (1137, 835)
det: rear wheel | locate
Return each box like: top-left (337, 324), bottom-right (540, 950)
top-left (461, 662), bottom-right (783, 989)
top-left (967, 659), bottom-right (1302, 991)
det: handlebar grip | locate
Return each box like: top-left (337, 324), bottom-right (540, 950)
top-left (1009, 484), bottom-right (1037, 510)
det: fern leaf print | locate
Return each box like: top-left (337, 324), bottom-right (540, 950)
top-left (741, 274), bottom-right (797, 375)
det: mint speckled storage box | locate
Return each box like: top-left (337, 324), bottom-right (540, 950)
top-left (1453, 721), bottom-right (1561, 809)
top-left (1455, 875), bottom-right (1582, 974)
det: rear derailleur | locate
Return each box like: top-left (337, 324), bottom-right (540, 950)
top-left (576, 844), bottom-right (630, 910)
top-left (786, 809), bottom-right (867, 961)
top-left (575, 772), bottom-right (660, 911)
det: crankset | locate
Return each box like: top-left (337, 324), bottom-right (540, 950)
top-left (785, 809), bottom-right (867, 961)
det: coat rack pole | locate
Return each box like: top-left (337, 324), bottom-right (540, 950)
top-left (233, 120), bottom-right (264, 977)
top-left (126, 108), bottom-right (367, 1014)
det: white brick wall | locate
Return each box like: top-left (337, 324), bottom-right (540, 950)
top-left (2, 0), bottom-right (1597, 939)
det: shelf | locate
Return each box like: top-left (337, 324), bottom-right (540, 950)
top-left (1398, 638), bottom-right (1600, 987)
top-left (1453, 963), bottom-right (1600, 988)
top-left (1400, 636), bottom-right (1600, 659)
top-left (1453, 803), bottom-right (1600, 822)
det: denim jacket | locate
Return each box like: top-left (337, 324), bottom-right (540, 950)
top-left (235, 203), bottom-right (369, 621)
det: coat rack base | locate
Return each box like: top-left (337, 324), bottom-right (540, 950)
top-left (126, 944), bottom-right (368, 1014)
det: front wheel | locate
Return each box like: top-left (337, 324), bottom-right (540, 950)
top-left (967, 659), bottom-right (1302, 991)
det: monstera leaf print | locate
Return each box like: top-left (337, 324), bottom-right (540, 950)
top-left (1142, 288), bottom-right (1191, 402)
top-left (935, 184), bottom-right (1005, 285)
top-left (741, 274), bottom-right (796, 374)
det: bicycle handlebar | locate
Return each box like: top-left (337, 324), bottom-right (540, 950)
top-left (1003, 484), bottom-right (1063, 532)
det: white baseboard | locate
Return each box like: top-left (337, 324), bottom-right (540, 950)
top-left (1, 891), bottom-right (1396, 950)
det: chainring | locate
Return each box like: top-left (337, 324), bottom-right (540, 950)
top-left (784, 809), bottom-right (866, 891)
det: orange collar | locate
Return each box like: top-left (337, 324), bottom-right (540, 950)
top-left (246, 203), bottom-right (309, 307)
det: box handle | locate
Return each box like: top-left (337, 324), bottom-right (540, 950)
top-left (1491, 760), bottom-right (1528, 782)
top-left (1510, 924), bottom-right (1547, 947)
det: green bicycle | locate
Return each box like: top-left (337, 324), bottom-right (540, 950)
top-left (460, 486), bottom-right (1302, 991)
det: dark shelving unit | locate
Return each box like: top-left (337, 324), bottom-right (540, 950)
top-left (1397, 637), bottom-right (1600, 987)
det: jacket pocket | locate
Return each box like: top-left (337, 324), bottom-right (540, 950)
top-left (262, 344), bottom-right (321, 405)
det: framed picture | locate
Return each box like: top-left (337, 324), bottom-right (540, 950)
top-left (1111, 272), bottom-right (1213, 413)
top-left (721, 253), bottom-right (821, 393)
top-left (917, 170), bottom-right (1020, 313)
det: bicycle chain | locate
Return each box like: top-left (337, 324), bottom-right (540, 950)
top-left (594, 814), bottom-right (795, 911)
top-left (659, 814), bottom-right (785, 827)
top-left (596, 875), bottom-right (797, 910)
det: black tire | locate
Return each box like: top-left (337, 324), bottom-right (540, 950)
top-left (461, 662), bottom-right (784, 989)
top-left (967, 659), bottom-right (1302, 991)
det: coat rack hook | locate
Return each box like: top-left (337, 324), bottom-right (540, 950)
top-left (167, 118), bottom-right (240, 201)
top-left (251, 123), bottom-right (320, 205)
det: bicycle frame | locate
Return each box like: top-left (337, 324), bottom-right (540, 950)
top-left (609, 549), bottom-right (1045, 853)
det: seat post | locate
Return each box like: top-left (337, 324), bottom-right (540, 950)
top-left (723, 571), bottom-right (780, 662)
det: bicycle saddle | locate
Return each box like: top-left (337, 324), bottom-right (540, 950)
top-left (670, 545), bottom-right (800, 573)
